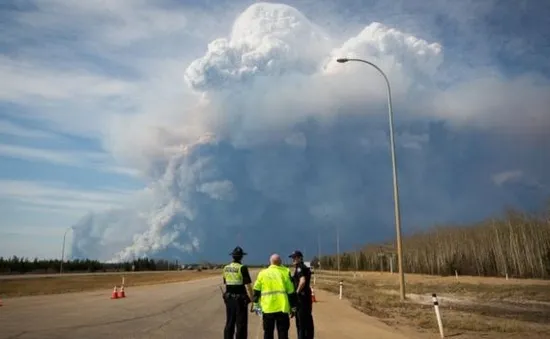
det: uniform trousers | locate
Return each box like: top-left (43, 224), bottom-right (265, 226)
top-left (262, 311), bottom-right (290, 339)
top-left (295, 296), bottom-right (314, 339)
top-left (224, 293), bottom-right (249, 339)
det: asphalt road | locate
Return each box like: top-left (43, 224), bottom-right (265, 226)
top-left (0, 276), bottom-right (418, 339)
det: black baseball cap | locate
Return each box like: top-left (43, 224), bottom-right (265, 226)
top-left (289, 250), bottom-right (303, 258)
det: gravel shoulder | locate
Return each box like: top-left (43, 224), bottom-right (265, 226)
top-left (314, 270), bottom-right (550, 339)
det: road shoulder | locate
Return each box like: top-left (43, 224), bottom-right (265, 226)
top-left (312, 289), bottom-right (422, 339)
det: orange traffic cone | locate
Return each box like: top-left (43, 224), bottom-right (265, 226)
top-left (117, 286), bottom-right (126, 298)
top-left (111, 286), bottom-right (119, 299)
top-left (311, 288), bottom-right (317, 303)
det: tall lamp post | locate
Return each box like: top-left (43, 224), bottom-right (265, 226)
top-left (60, 226), bottom-right (73, 274)
top-left (336, 57), bottom-right (406, 301)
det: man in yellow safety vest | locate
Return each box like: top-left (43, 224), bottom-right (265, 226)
top-left (252, 253), bottom-right (297, 339)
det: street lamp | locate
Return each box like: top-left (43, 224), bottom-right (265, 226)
top-left (336, 57), bottom-right (406, 301)
top-left (60, 226), bottom-right (73, 274)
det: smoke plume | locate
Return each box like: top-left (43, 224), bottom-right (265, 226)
top-left (71, 2), bottom-right (550, 263)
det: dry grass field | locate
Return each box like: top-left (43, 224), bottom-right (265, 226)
top-left (0, 270), bottom-right (220, 297)
top-left (314, 270), bottom-right (550, 338)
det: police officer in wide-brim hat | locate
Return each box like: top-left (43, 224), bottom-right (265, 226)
top-left (289, 250), bottom-right (315, 339)
top-left (223, 246), bottom-right (253, 339)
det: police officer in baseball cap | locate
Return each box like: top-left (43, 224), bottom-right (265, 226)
top-left (289, 250), bottom-right (315, 339)
top-left (223, 246), bottom-right (253, 339)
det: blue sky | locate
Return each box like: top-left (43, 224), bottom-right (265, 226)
top-left (1, 0), bottom-right (549, 262)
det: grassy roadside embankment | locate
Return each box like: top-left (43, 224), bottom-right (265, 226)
top-left (314, 270), bottom-right (550, 338)
top-left (0, 270), bottom-right (221, 297)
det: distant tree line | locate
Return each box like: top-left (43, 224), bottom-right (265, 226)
top-left (0, 257), bottom-right (220, 275)
top-left (320, 207), bottom-right (550, 279)
top-left (0, 256), bottom-right (269, 275)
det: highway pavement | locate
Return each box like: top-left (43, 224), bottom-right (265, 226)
top-left (0, 275), bottom-right (417, 339)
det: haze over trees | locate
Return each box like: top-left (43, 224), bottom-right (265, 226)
top-left (320, 207), bottom-right (550, 279)
top-left (0, 257), bottom-right (266, 274)
top-left (0, 257), bottom-right (187, 274)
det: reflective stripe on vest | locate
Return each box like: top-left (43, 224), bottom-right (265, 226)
top-left (261, 290), bottom-right (286, 296)
top-left (223, 262), bottom-right (243, 285)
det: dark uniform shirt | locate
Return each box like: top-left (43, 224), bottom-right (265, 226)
top-left (224, 261), bottom-right (252, 295)
top-left (292, 262), bottom-right (312, 298)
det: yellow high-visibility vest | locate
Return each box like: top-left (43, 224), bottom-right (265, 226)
top-left (253, 264), bottom-right (295, 313)
top-left (223, 262), bottom-right (243, 285)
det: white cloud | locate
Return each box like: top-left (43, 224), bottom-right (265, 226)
top-left (0, 120), bottom-right (59, 139)
top-left (0, 0), bottom-right (208, 141)
top-left (0, 143), bottom-right (141, 177)
top-left (0, 55), bottom-right (135, 102)
top-left (0, 179), bottom-right (137, 212)
top-left (433, 75), bottom-right (550, 136)
top-left (324, 22), bottom-right (443, 78)
top-left (13, 0), bottom-right (190, 47)
top-left (0, 55), bottom-right (139, 138)
top-left (178, 3), bottom-right (450, 151)
top-left (184, 2), bottom-right (331, 92)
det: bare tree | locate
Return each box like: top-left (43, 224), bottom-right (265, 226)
top-left (320, 207), bottom-right (550, 279)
